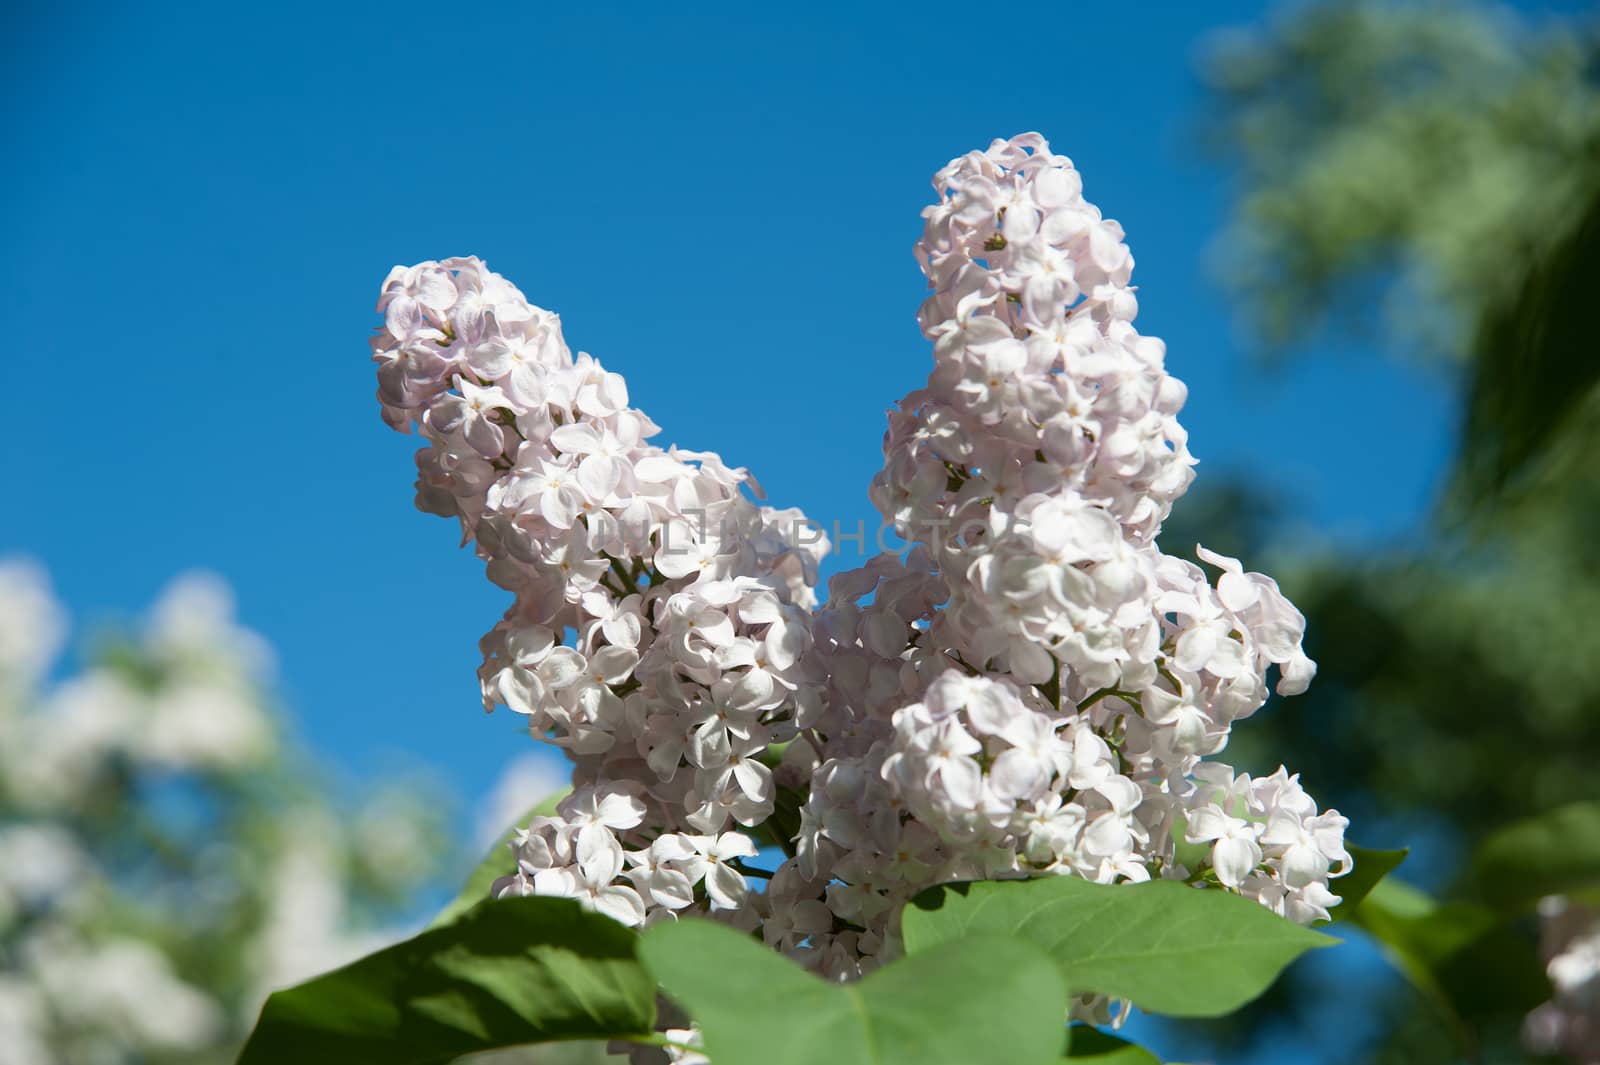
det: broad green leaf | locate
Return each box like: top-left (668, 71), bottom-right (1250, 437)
top-left (430, 789), bottom-right (570, 929)
top-left (239, 896), bottom-right (654, 1065)
top-left (1064, 1027), bottom-right (1162, 1063)
top-left (1473, 799), bottom-right (1600, 912)
top-left (1353, 877), bottom-right (1550, 1047)
top-left (902, 877), bottom-right (1333, 1018)
top-left (639, 917), bottom-right (1066, 1065)
top-left (1326, 844), bottom-right (1408, 921)
top-left (1351, 877), bottom-right (1489, 1034)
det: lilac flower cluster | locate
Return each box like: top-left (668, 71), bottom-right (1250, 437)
top-left (372, 134), bottom-right (1350, 985)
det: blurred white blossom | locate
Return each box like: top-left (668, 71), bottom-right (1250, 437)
top-left (0, 560), bottom-right (66, 690)
top-left (0, 560), bottom-right (448, 1064)
top-left (1526, 896), bottom-right (1600, 1063)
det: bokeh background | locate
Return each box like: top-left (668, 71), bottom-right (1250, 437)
top-left (4, 1), bottom-right (1598, 1062)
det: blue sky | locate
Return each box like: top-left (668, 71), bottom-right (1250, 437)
top-left (3, 0), bottom-right (1463, 788)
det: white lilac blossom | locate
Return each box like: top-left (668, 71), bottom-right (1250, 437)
top-left (373, 252), bottom-right (829, 935)
top-left (375, 134), bottom-right (1350, 993)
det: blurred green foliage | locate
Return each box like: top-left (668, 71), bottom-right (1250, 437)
top-left (1169, 1), bottom-right (1600, 1061)
top-left (1202, 0), bottom-right (1600, 366)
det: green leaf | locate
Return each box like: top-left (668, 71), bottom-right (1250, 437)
top-left (1063, 1027), bottom-right (1162, 1063)
top-left (430, 789), bottom-right (570, 929)
top-left (239, 896), bottom-right (655, 1065)
top-left (1326, 844), bottom-right (1408, 921)
top-left (902, 877), bottom-right (1334, 1018)
top-left (1352, 878), bottom-right (1493, 1007)
top-left (1352, 878), bottom-right (1550, 1046)
top-left (639, 917), bottom-right (1066, 1065)
top-left (1473, 799), bottom-right (1600, 912)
